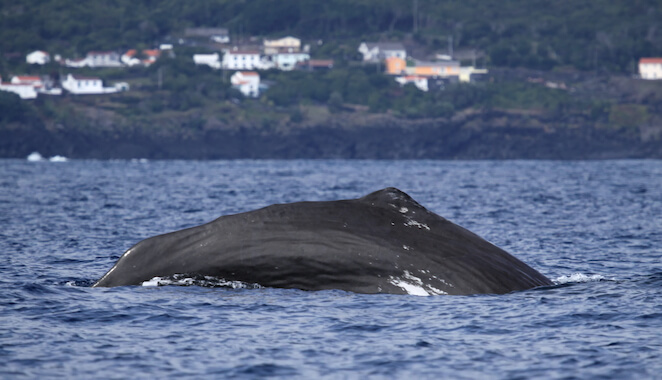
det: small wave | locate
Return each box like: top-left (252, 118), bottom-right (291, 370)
top-left (26, 152), bottom-right (69, 162)
top-left (142, 274), bottom-right (263, 289)
top-left (27, 152), bottom-right (44, 161)
top-left (553, 273), bottom-right (606, 285)
top-left (49, 155), bottom-right (68, 162)
top-left (64, 279), bottom-right (96, 287)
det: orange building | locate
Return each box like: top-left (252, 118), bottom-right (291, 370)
top-left (385, 57), bottom-right (407, 75)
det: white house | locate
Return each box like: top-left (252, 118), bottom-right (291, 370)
top-left (193, 53), bottom-right (221, 69)
top-left (0, 82), bottom-right (38, 99)
top-left (222, 49), bottom-right (261, 70)
top-left (358, 42), bottom-right (407, 62)
top-left (11, 75), bottom-right (44, 88)
top-left (26, 50), bottom-right (50, 65)
top-left (122, 49), bottom-right (161, 67)
top-left (395, 75), bottom-right (429, 92)
top-left (230, 71), bottom-right (260, 98)
top-left (85, 51), bottom-right (123, 67)
top-left (264, 36), bottom-right (301, 54)
top-left (64, 57), bottom-right (88, 68)
top-left (65, 51), bottom-right (122, 68)
top-left (639, 58), bottom-right (662, 80)
top-left (272, 52), bottom-right (310, 71)
top-left (61, 74), bottom-right (118, 95)
top-left (6, 75), bottom-right (62, 96)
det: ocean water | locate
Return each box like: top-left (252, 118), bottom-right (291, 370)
top-left (1, 159), bottom-right (661, 379)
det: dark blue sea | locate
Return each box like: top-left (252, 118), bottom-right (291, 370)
top-left (1, 159), bottom-right (661, 379)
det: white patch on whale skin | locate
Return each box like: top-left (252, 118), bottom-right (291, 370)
top-left (142, 275), bottom-right (262, 289)
top-left (388, 271), bottom-right (448, 296)
top-left (389, 277), bottom-right (429, 296)
top-left (402, 245), bottom-right (410, 251)
top-left (404, 220), bottom-right (430, 230)
top-left (431, 275), bottom-right (454, 288)
top-left (426, 285), bottom-right (448, 295)
top-left (399, 207), bottom-right (409, 214)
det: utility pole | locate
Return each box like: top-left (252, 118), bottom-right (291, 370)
top-left (413, 0), bottom-right (418, 34)
top-left (448, 35), bottom-right (453, 58)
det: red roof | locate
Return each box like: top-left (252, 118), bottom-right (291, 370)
top-left (640, 58), bottom-right (662, 64)
top-left (124, 49), bottom-right (160, 58)
top-left (143, 49), bottom-right (160, 57)
top-left (14, 76), bottom-right (41, 82)
top-left (240, 71), bottom-right (259, 76)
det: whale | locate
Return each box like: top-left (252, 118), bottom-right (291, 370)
top-left (93, 188), bottom-right (552, 295)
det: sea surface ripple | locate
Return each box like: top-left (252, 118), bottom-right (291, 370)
top-left (1, 159), bottom-right (661, 378)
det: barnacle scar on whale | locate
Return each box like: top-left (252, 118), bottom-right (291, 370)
top-left (93, 188), bottom-right (552, 295)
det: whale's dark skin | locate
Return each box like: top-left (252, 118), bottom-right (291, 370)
top-left (93, 188), bottom-right (552, 295)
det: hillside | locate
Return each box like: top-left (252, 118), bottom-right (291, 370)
top-left (1, 1), bottom-right (661, 159)
top-left (2, 0), bottom-right (661, 73)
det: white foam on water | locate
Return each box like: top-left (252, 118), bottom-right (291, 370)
top-left (553, 273), bottom-right (606, 285)
top-left (27, 152), bottom-right (44, 162)
top-left (49, 155), bottom-right (68, 162)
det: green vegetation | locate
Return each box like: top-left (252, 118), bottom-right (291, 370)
top-left (1, 0), bottom-right (661, 131)
top-left (0, 91), bottom-right (30, 123)
top-left (2, 0), bottom-right (661, 73)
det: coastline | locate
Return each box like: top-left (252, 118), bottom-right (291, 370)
top-left (2, 108), bottom-right (660, 160)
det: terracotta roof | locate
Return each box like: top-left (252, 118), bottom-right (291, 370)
top-left (14, 76), bottom-right (42, 81)
top-left (240, 71), bottom-right (259, 76)
top-left (640, 58), bottom-right (662, 64)
top-left (143, 49), bottom-right (160, 57)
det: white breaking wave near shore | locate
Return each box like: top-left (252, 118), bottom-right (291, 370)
top-left (27, 152), bottom-right (68, 162)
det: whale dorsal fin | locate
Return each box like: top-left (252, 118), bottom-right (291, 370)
top-left (358, 187), bottom-right (428, 213)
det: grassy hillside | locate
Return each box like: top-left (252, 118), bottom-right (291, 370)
top-left (1, 0), bottom-right (661, 73)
